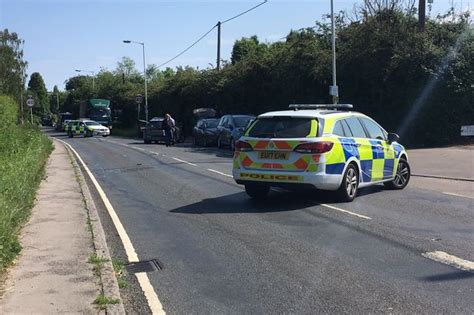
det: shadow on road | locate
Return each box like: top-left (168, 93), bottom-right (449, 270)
top-left (170, 186), bottom-right (385, 215)
top-left (421, 271), bottom-right (474, 282)
top-left (170, 191), bottom-right (319, 214)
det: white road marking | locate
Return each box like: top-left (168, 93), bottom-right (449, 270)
top-left (100, 138), bottom-right (371, 221)
top-left (442, 192), bottom-right (474, 199)
top-left (320, 203), bottom-right (372, 220)
top-left (207, 168), bottom-right (233, 178)
top-left (422, 251), bottom-right (474, 271)
top-left (172, 157), bottom-right (197, 166)
top-left (56, 139), bottom-right (165, 315)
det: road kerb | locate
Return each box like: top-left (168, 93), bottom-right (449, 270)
top-left (63, 140), bottom-right (125, 314)
top-left (412, 173), bottom-right (474, 182)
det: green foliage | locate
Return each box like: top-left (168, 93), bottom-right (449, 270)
top-left (0, 94), bottom-right (18, 127)
top-left (0, 95), bottom-right (53, 272)
top-left (60, 8), bottom-right (472, 148)
top-left (93, 294), bottom-right (120, 310)
top-left (0, 29), bottom-right (27, 101)
top-left (27, 72), bottom-right (49, 116)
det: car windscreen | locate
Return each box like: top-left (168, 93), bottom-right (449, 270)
top-left (248, 117), bottom-right (313, 138)
top-left (150, 121), bottom-right (163, 128)
top-left (85, 121), bottom-right (100, 126)
top-left (234, 117), bottom-right (253, 128)
top-left (205, 120), bottom-right (219, 128)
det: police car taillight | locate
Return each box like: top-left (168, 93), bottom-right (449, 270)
top-left (235, 140), bottom-right (253, 152)
top-left (294, 142), bottom-right (334, 154)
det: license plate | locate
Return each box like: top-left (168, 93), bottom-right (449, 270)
top-left (258, 151), bottom-right (289, 160)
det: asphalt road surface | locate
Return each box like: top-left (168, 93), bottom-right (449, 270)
top-left (52, 130), bottom-right (473, 314)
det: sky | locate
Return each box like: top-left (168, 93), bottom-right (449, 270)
top-left (0, 0), bottom-right (469, 90)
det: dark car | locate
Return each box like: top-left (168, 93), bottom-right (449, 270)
top-left (193, 118), bottom-right (220, 146)
top-left (143, 117), bottom-right (183, 144)
top-left (217, 115), bottom-right (255, 150)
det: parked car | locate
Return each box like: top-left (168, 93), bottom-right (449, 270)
top-left (217, 115), bottom-right (255, 150)
top-left (143, 117), bottom-right (183, 144)
top-left (232, 104), bottom-right (410, 201)
top-left (193, 118), bottom-right (220, 146)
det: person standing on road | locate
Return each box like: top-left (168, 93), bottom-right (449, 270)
top-left (163, 113), bottom-right (175, 147)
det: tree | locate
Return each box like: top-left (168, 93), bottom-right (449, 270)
top-left (231, 36), bottom-right (267, 64)
top-left (115, 56), bottom-right (139, 77)
top-left (27, 72), bottom-right (48, 114)
top-left (0, 29), bottom-right (28, 101)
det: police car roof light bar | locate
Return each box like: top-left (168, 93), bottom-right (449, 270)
top-left (288, 104), bottom-right (353, 111)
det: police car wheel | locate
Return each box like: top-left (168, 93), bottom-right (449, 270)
top-left (337, 164), bottom-right (359, 202)
top-left (385, 158), bottom-right (410, 190)
top-left (245, 184), bottom-right (270, 199)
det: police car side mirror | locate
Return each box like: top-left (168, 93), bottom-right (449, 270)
top-left (387, 133), bottom-right (400, 143)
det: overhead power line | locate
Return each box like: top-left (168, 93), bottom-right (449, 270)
top-left (157, 0), bottom-right (268, 69)
top-left (221, 0), bottom-right (268, 24)
top-left (157, 24), bottom-right (217, 69)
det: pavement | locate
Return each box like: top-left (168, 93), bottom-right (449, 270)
top-left (0, 140), bottom-right (122, 313)
top-left (41, 130), bottom-right (473, 314)
top-left (407, 145), bottom-right (474, 198)
top-left (408, 145), bottom-right (474, 181)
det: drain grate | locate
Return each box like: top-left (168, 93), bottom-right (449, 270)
top-left (125, 259), bottom-right (164, 274)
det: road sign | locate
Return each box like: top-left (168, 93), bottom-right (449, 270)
top-left (135, 95), bottom-right (143, 104)
top-left (329, 85), bottom-right (339, 97)
top-left (26, 97), bottom-right (34, 108)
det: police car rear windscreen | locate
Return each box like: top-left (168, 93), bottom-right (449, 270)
top-left (248, 117), bottom-right (313, 138)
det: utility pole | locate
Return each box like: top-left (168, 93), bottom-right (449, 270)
top-left (329, 0), bottom-right (338, 104)
top-left (142, 43), bottom-right (148, 122)
top-left (419, 0), bottom-right (426, 32)
top-left (216, 21), bottom-right (221, 71)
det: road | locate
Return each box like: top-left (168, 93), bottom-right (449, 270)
top-left (51, 130), bottom-right (473, 314)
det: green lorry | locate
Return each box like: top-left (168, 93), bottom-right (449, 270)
top-left (80, 99), bottom-right (112, 129)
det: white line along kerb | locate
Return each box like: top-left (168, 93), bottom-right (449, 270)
top-left (56, 139), bottom-right (165, 315)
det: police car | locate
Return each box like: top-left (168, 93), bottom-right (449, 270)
top-left (232, 104), bottom-right (410, 201)
top-left (66, 119), bottom-right (110, 138)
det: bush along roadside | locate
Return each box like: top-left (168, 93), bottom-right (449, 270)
top-left (0, 95), bottom-right (53, 272)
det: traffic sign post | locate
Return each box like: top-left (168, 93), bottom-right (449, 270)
top-left (136, 95), bottom-right (143, 138)
top-left (26, 96), bottom-right (34, 124)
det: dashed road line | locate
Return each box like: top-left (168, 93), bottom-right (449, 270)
top-left (442, 192), bottom-right (474, 199)
top-left (57, 139), bottom-right (165, 315)
top-left (207, 168), bottom-right (233, 178)
top-left (422, 251), bottom-right (474, 272)
top-left (320, 203), bottom-right (372, 220)
top-left (101, 138), bottom-right (372, 220)
top-left (172, 157), bottom-right (197, 166)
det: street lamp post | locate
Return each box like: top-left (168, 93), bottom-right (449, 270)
top-left (75, 69), bottom-right (95, 90)
top-left (329, 0), bottom-right (338, 104)
top-left (123, 40), bottom-right (148, 122)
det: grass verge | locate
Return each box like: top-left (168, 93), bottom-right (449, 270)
top-left (0, 122), bottom-right (53, 273)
